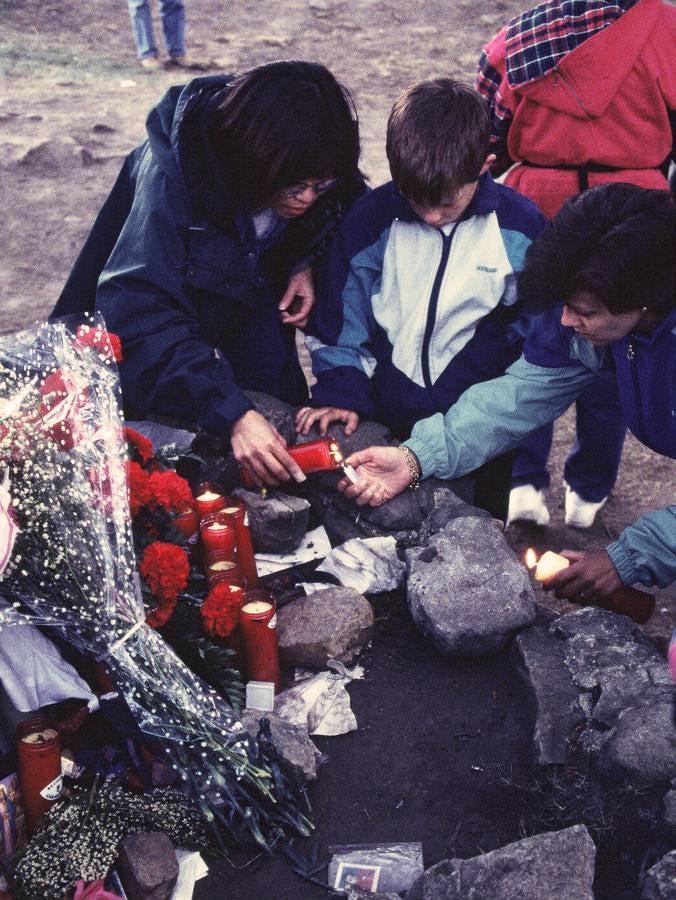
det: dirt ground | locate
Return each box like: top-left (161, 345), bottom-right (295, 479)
top-left (1, 2), bottom-right (674, 896)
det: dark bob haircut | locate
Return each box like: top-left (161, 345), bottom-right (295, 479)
top-left (519, 183), bottom-right (675, 315)
top-left (386, 79), bottom-right (490, 207)
top-left (213, 60), bottom-right (360, 211)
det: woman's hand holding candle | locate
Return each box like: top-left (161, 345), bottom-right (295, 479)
top-left (542, 548), bottom-right (623, 603)
top-left (231, 410), bottom-right (306, 487)
top-left (295, 405), bottom-right (360, 437)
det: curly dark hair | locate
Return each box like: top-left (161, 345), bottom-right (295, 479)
top-left (518, 183), bottom-right (675, 315)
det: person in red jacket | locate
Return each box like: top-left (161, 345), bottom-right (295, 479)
top-left (475, 0), bottom-right (676, 529)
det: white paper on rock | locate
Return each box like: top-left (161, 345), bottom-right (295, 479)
top-left (254, 525), bottom-right (332, 576)
top-left (0, 597), bottom-right (95, 711)
top-left (274, 660), bottom-right (364, 736)
top-left (315, 535), bottom-right (407, 594)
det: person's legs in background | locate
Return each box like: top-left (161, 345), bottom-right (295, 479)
top-left (508, 424), bottom-right (553, 526)
top-left (563, 375), bottom-right (626, 528)
top-left (508, 374), bottom-right (626, 528)
top-left (126, 0), bottom-right (161, 70)
top-left (158, 0), bottom-right (186, 62)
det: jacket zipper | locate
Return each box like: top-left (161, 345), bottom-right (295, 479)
top-left (626, 338), bottom-right (647, 443)
top-left (421, 225), bottom-right (458, 388)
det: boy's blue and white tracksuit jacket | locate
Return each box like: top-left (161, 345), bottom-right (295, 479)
top-left (305, 174), bottom-right (546, 435)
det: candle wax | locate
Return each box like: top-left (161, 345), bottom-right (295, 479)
top-left (210, 560), bottom-right (236, 572)
top-left (534, 550), bottom-right (570, 582)
top-left (197, 490), bottom-right (221, 502)
top-left (22, 729), bottom-right (59, 744)
top-left (242, 601), bottom-right (272, 614)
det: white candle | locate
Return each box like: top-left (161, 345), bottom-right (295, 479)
top-left (206, 522), bottom-right (229, 532)
top-left (534, 550), bottom-right (570, 582)
top-left (210, 560), bottom-right (236, 572)
top-left (242, 601), bottom-right (272, 614)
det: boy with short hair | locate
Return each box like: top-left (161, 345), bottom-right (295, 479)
top-left (296, 78), bottom-right (545, 517)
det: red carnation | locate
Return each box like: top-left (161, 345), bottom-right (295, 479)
top-left (200, 582), bottom-right (243, 639)
top-left (75, 325), bottom-right (123, 362)
top-left (140, 541), bottom-right (190, 628)
top-left (124, 426), bottom-right (155, 465)
top-left (147, 470), bottom-right (194, 515)
top-left (126, 460), bottom-right (153, 517)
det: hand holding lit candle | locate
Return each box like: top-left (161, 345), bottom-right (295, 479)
top-left (526, 548), bottom-right (570, 582)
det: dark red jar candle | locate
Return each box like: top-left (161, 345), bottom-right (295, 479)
top-left (200, 512), bottom-right (237, 558)
top-left (204, 554), bottom-right (242, 588)
top-left (221, 498), bottom-right (258, 588)
top-left (239, 589), bottom-right (280, 689)
top-left (288, 436), bottom-right (343, 473)
top-left (194, 482), bottom-right (226, 519)
top-left (172, 504), bottom-right (199, 541)
top-left (16, 717), bottom-right (62, 835)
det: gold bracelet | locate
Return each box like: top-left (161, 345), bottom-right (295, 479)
top-left (399, 445), bottom-right (421, 491)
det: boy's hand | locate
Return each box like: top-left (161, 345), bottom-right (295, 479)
top-left (279, 267), bottom-right (314, 328)
top-left (337, 446), bottom-right (412, 506)
top-left (232, 410), bottom-right (306, 487)
top-left (295, 405), bottom-right (360, 436)
top-left (542, 548), bottom-right (622, 602)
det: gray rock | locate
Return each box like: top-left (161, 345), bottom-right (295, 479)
top-left (600, 699), bottom-right (676, 784)
top-left (407, 824), bottom-right (595, 900)
top-left (405, 517), bottom-right (536, 656)
top-left (116, 831), bottom-right (179, 900)
top-left (663, 783), bottom-right (676, 839)
top-left (241, 709), bottom-right (320, 781)
top-left (245, 390), bottom-right (297, 443)
top-left (233, 487), bottom-right (311, 553)
top-left (278, 586), bottom-right (374, 667)
top-left (641, 850), bottom-right (676, 899)
top-left (514, 624), bottom-right (584, 765)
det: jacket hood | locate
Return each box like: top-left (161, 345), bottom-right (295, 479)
top-left (144, 75), bottom-right (239, 226)
top-left (515, 0), bottom-right (661, 119)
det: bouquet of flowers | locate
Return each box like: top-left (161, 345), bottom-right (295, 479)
top-left (0, 317), bottom-right (311, 862)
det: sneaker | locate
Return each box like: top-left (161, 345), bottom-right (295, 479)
top-left (507, 484), bottom-right (550, 526)
top-left (564, 485), bottom-right (607, 528)
top-left (140, 56), bottom-right (161, 72)
top-left (165, 54), bottom-right (202, 69)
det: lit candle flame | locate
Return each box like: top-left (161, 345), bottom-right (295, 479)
top-left (329, 442), bottom-right (343, 463)
top-left (525, 548), bottom-right (538, 569)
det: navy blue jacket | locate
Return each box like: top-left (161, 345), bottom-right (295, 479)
top-left (53, 75), bottom-right (364, 438)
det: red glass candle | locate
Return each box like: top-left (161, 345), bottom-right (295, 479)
top-left (200, 512), bottom-right (237, 559)
top-left (221, 498), bottom-right (258, 588)
top-left (194, 482), bottom-right (226, 519)
top-left (288, 436), bottom-right (343, 474)
top-left (172, 504), bottom-right (199, 541)
top-left (239, 589), bottom-right (280, 689)
top-left (204, 555), bottom-right (242, 588)
top-left (16, 717), bottom-right (62, 835)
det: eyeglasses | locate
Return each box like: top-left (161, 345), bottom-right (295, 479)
top-left (278, 178), bottom-right (339, 199)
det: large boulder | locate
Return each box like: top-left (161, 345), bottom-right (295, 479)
top-left (407, 824), bottom-right (596, 900)
top-left (277, 586), bottom-right (374, 668)
top-left (405, 517), bottom-right (536, 656)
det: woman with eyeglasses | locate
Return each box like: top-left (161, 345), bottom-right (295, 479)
top-left (53, 61), bottom-right (365, 484)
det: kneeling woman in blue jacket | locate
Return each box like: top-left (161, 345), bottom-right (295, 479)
top-left (339, 184), bottom-right (675, 601)
top-left (53, 61), bottom-right (365, 486)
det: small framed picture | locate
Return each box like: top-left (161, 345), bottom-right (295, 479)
top-left (334, 862), bottom-right (381, 893)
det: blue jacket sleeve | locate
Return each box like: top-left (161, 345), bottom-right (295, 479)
top-left (95, 145), bottom-right (253, 437)
top-left (607, 506), bottom-right (676, 588)
top-left (305, 215), bottom-right (387, 416)
top-left (405, 354), bottom-right (598, 480)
